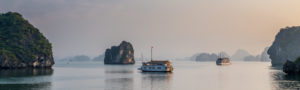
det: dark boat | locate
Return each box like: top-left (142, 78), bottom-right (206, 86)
top-left (216, 57), bottom-right (231, 65)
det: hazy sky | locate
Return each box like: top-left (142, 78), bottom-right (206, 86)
top-left (1, 0), bottom-right (300, 59)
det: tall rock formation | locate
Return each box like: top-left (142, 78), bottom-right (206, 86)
top-left (0, 12), bottom-right (54, 68)
top-left (104, 41), bottom-right (135, 64)
top-left (268, 26), bottom-right (300, 66)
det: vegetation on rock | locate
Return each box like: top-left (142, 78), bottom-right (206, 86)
top-left (0, 12), bottom-right (54, 68)
top-left (283, 56), bottom-right (300, 74)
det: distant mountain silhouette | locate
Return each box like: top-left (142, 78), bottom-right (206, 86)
top-left (58, 55), bottom-right (91, 62)
top-left (93, 54), bottom-right (104, 61)
top-left (231, 49), bottom-right (251, 61)
top-left (194, 52), bottom-right (229, 61)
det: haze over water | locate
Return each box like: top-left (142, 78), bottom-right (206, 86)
top-left (1, 0), bottom-right (300, 59)
top-left (0, 61), bottom-right (298, 90)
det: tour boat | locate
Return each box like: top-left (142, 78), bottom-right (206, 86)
top-left (138, 47), bottom-right (174, 72)
top-left (216, 58), bottom-right (231, 65)
top-left (139, 60), bottom-right (173, 72)
top-left (216, 53), bottom-right (231, 65)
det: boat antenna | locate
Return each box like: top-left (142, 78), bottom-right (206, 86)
top-left (151, 46), bottom-right (153, 61)
top-left (141, 53), bottom-right (144, 62)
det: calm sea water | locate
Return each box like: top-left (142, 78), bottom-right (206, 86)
top-left (0, 61), bottom-right (299, 90)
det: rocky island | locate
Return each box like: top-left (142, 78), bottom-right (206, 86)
top-left (104, 41), bottom-right (135, 64)
top-left (0, 12), bottom-right (54, 69)
top-left (268, 26), bottom-right (300, 66)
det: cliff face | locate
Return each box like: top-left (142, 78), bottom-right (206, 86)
top-left (0, 12), bottom-right (54, 68)
top-left (268, 26), bottom-right (300, 66)
top-left (104, 41), bottom-right (135, 64)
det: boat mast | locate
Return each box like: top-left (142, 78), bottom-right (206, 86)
top-left (151, 46), bottom-right (153, 61)
top-left (141, 53), bottom-right (144, 62)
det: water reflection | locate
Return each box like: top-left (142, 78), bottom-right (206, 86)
top-left (0, 68), bottom-right (53, 90)
top-left (105, 78), bottom-right (134, 90)
top-left (104, 68), bottom-right (134, 90)
top-left (270, 69), bottom-right (300, 89)
top-left (0, 82), bottom-right (51, 90)
top-left (0, 68), bottom-right (53, 78)
top-left (141, 72), bottom-right (172, 90)
top-left (105, 69), bottom-right (134, 74)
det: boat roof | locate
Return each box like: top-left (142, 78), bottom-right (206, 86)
top-left (147, 60), bottom-right (171, 64)
top-left (218, 57), bottom-right (230, 59)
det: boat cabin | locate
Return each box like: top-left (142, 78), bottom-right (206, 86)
top-left (140, 60), bottom-right (173, 72)
top-left (143, 60), bottom-right (171, 65)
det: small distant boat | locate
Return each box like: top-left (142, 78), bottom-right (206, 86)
top-left (216, 57), bottom-right (231, 65)
top-left (139, 46), bottom-right (174, 72)
top-left (216, 53), bottom-right (231, 65)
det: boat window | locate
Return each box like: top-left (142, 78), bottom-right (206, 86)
top-left (144, 67), bottom-right (146, 69)
top-left (148, 67), bottom-right (151, 69)
top-left (157, 67), bottom-right (161, 69)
